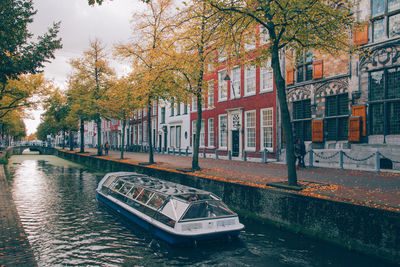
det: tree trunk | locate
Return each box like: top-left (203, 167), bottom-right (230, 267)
top-left (69, 131), bottom-right (74, 151)
top-left (96, 117), bottom-right (102, 156)
top-left (271, 47), bottom-right (297, 186)
top-left (121, 120), bottom-right (126, 159)
top-left (192, 91), bottom-right (202, 171)
top-left (80, 119), bottom-right (85, 153)
top-left (147, 102), bottom-right (154, 164)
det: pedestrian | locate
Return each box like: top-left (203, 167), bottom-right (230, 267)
top-left (299, 139), bottom-right (306, 168)
top-left (294, 139), bottom-right (301, 168)
top-left (105, 141), bottom-right (109, 155)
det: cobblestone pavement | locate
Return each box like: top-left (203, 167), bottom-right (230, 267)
top-left (81, 148), bottom-right (400, 211)
top-left (0, 166), bottom-right (37, 267)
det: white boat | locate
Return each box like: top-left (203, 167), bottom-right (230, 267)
top-left (96, 172), bottom-right (244, 244)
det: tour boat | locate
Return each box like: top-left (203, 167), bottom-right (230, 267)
top-left (96, 172), bottom-right (244, 244)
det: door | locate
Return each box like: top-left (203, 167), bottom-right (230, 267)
top-left (232, 130), bottom-right (239, 157)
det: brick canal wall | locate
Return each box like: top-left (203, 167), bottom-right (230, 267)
top-left (56, 150), bottom-right (400, 263)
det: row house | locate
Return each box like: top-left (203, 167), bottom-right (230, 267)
top-left (283, 0), bottom-right (400, 169)
top-left (191, 25), bottom-right (277, 160)
top-left (157, 100), bottom-right (191, 152)
top-left (129, 103), bottom-right (158, 151)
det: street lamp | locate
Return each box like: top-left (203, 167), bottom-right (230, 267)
top-left (224, 73), bottom-right (237, 98)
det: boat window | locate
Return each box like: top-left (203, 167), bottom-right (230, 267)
top-left (112, 179), bottom-right (125, 191)
top-left (103, 175), bottom-right (117, 188)
top-left (175, 193), bottom-right (212, 202)
top-left (181, 200), bottom-right (235, 221)
top-left (173, 199), bottom-right (189, 219)
top-left (126, 186), bottom-right (142, 199)
top-left (136, 189), bottom-right (154, 204)
top-left (147, 193), bottom-right (168, 209)
top-left (119, 183), bottom-right (132, 195)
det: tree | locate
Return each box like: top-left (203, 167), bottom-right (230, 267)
top-left (164, 0), bottom-right (244, 170)
top-left (206, 0), bottom-right (357, 186)
top-left (102, 76), bottom-right (141, 159)
top-left (69, 39), bottom-right (115, 155)
top-left (0, 0), bottom-right (62, 115)
top-left (40, 89), bottom-right (78, 149)
top-left (115, 0), bottom-right (177, 164)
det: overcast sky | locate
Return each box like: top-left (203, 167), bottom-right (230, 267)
top-left (25, 0), bottom-right (145, 135)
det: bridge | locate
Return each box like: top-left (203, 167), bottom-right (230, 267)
top-left (5, 145), bottom-right (57, 156)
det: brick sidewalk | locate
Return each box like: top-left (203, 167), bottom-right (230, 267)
top-left (81, 148), bottom-right (400, 211)
top-left (0, 166), bottom-right (37, 266)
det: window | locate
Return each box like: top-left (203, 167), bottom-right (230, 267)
top-left (192, 97), bottom-right (197, 112)
top-left (231, 66), bottom-right (241, 99)
top-left (143, 121), bottom-right (148, 142)
top-left (192, 120), bottom-right (196, 146)
top-left (218, 70), bottom-right (228, 101)
top-left (170, 126), bottom-right (176, 147)
top-left (369, 67), bottom-right (400, 135)
top-left (208, 82), bottom-right (214, 108)
top-left (183, 104), bottom-right (188, 114)
top-left (161, 107), bottom-right (165, 124)
top-left (371, 0), bottom-right (400, 42)
top-left (218, 48), bottom-right (226, 62)
top-left (219, 115), bottom-right (227, 148)
top-left (152, 101), bottom-right (157, 116)
top-left (261, 108), bottom-right (273, 150)
top-left (260, 25), bottom-right (269, 44)
top-left (260, 60), bottom-right (273, 93)
top-left (138, 124), bottom-right (142, 144)
top-left (245, 111), bottom-right (256, 150)
top-left (177, 102), bottom-right (181, 115)
top-left (200, 120), bottom-right (205, 147)
top-left (296, 50), bottom-right (313, 83)
top-left (245, 66), bottom-right (256, 96)
top-left (325, 94), bottom-right (349, 141)
top-left (208, 118), bottom-right (214, 147)
top-left (244, 34), bottom-right (256, 50)
top-left (207, 57), bottom-right (214, 71)
top-left (134, 126), bottom-right (138, 144)
top-left (176, 126), bottom-right (181, 148)
top-left (170, 100), bottom-right (174, 116)
top-left (292, 99), bottom-right (312, 141)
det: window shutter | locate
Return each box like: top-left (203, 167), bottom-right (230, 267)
top-left (313, 60), bottom-right (323, 80)
top-left (348, 117), bottom-right (361, 142)
top-left (353, 24), bottom-right (369, 46)
top-left (286, 69), bottom-right (294, 86)
top-left (351, 104), bottom-right (366, 136)
top-left (312, 120), bottom-right (324, 142)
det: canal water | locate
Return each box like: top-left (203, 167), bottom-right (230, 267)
top-left (6, 155), bottom-right (395, 267)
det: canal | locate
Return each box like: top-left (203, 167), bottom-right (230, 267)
top-left (5, 155), bottom-right (394, 267)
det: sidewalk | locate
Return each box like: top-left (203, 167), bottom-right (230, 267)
top-left (79, 148), bottom-right (400, 212)
top-left (0, 166), bottom-right (37, 266)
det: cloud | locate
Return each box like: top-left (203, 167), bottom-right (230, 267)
top-left (25, 0), bottom-right (145, 135)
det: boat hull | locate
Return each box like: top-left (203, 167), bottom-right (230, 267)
top-left (96, 192), bottom-right (242, 245)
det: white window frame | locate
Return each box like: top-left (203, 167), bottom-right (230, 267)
top-left (200, 119), bottom-right (205, 147)
top-left (260, 60), bottom-right (273, 93)
top-left (170, 126), bottom-right (176, 148)
top-left (208, 81), bottom-right (214, 109)
top-left (260, 108), bottom-right (274, 152)
top-left (231, 66), bottom-right (241, 99)
top-left (245, 110), bottom-right (256, 151)
top-left (260, 25), bottom-right (269, 44)
top-left (218, 70), bottom-right (228, 101)
top-left (143, 121), bottom-right (148, 143)
top-left (192, 97), bottom-right (197, 112)
top-left (219, 114), bottom-right (227, 149)
top-left (244, 33), bottom-right (256, 51)
top-left (218, 48), bottom-right (226, 62)
top-left (208, 118), bottom-right (214, 148)
top-left (244, 66), bottom-right (256, 96)
top-left (138, 124), bottom-right (142, 144)
top-left (192, 120), bottom-right (196, 147)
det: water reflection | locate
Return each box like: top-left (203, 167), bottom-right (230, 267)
top-left (6, 155), bottom-right (395, 267)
